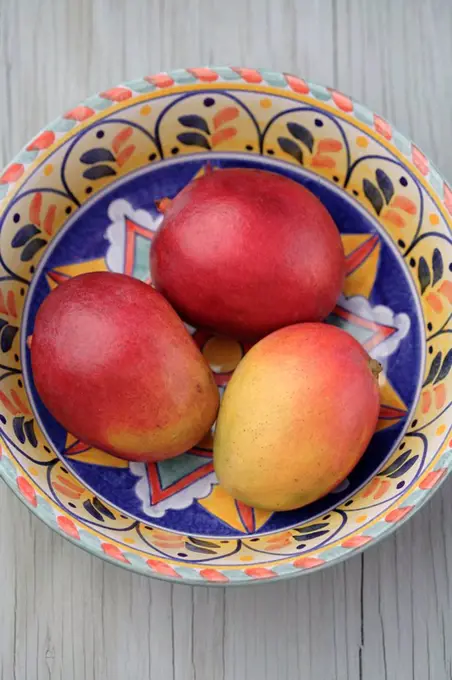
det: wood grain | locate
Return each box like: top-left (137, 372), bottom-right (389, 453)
top-left (0, 0), bottom-right (451, 678)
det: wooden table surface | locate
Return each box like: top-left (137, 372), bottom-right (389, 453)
top-left (1, 1), bottom-right (451, 678)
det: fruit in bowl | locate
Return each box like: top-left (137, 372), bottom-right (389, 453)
top-left (30, 167), bottom-right (377, 513)
top-left (30, 272), bottom-right (219, 462)
top-left (151, 168), bottom-right (345, 341)
top-left (214, 323), bottom-right (381, 511)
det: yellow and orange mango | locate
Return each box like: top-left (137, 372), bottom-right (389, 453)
top-left (214, 323), bottom-right (381, 511)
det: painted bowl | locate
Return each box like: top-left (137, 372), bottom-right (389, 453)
top-left (0, 68), bottom-right (451, 585)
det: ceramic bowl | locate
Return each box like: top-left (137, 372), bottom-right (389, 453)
top-left (0, 68), bottom-right (451, 585)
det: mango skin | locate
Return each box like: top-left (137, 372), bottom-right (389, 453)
top-left (150, 168), bottom-right (345, 341)
top-left (31, 272), bottom-right (219, 462)
top-left (214, 323), bottom-right (380, 511)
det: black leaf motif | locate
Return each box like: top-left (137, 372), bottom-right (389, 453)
top-left (0, 320), bottom-right (7, 331)
top-left (11, 224), bottom-right (40, 248)
top-left (80, 148), bottom-right (116, 164)
top-left (423, 351), bottom-right (442, 386)
top-left (177, 132), bottom-right (211, 150)
top-left (188, 537), bottom-right (219, 548)
top-left (375, 169), bottom-right (394, 204)
top-left (432, 248), bottom-right (444, 286)
top-left (295, 522), bottom-right (329, 535)
top-left (83, 499), bottom-right (104, 522)
top-left (184, 542), bottom-right (216, 555)
top-left (386, 455), bottom-right (419, 479)
top-left (178, 115), bottom-right (210, 135)
top-left (13, 416), bottom-right (25, 444)
top-left (295, 530), bottom-right (330, 541)
top-left (24, 419), bottom-right (38, 448)
top-left (363, 179), bottom-right (384, 215)
top-left (380, 450), bottom-right (411, 476)
top-left (92, 497), bottom-right (116, 520)
top-left (434, 348), bottom-right (452, 384)
top-left (1, 325), bottom-right (18, 352)
top-left (20, 238), bottom-right (47, 262)
top-left (418, 256), bottom-right (431, 294)
top-left (277, 137), bottom-right (303, 164)
top-left (287, 122), bottom-right (314, 152)
top-left (82, 165), bottom-right (117, 180)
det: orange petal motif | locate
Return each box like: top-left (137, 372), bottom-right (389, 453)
top-left (374, 479), bottom-right (391, 500)
top-left (0, 391), bottom-right (20, 415)
top-left (341, 535), bottom-right (372, 548)
top-left (116, 144), bottom-right (135, 167)
top-left (311, 154), bottom-right (335, 168)
top-left (52, 483), bottom-right (81, 499)
top-left (412, 146), bottom-right (429, 175)
top-left (147, 560), bottom-right (181, 578)
top-left (211, 128), bottom-right (237, 147)
top-left (10, 389), bottom-right (30, 415)
top-left (26, 130), bottom-right (55, 151)
top-left (112, 126), bottom-right (133, 154)
top-left (385, 507), bottom-right (413, 522)
top-left (245, 567), bottom-right (276, 579)
top-left (294, 556), bottom-right (325, 568)
top-left (439, 281), bottom-right (452, 303)
top-left (6, 290), bottom-right (17, 317)
top-left (285, 74), bottom-right (310, 94)
top-left (384, 209), bottom-right (406, 228)
top-left (213, 106), bottom-right (239, 129)
top-left (434, 384), bottom-right (446, 409)
top-left (100, 87), bottom-right (132, 102)
top-left (421, 390), bottom-right (432, 413)
top-left (419, 469), bottom-right (447, 490)
top-left (362, 477), bottom-right (380, 498)
top-left (64, 106), bottom-right (95, 122)
top-left (188, 68), bottom-right (219, 82)
top-left (331, 90), bottom-right (353, 112)
top-left (426, 292), bottom-right (443, 312)
top-left (0, 163), bottom-right (24, 183)
top-left (56, 474), bottom-right (84, 493)
top-left (57, 516), bottom-right (80, 540)
top-left (102, 543), bottom-right (129, 563)
top-left (374, 115), bottom-right (392, 140)
top-left (317, 138), bottom-right (343, 153)
top-left (200, 569), bottom-right (229, 583)
top-left (0, 291), bottom-right (7, 315)
top-left (17, 476), bottom-right (37, 506)
top-left (43, 205), bottom-right (56, 235)
top-left (233, 68), bottom-right (262, 83)
top-left (392, 195), bottom-right (417, 214)
top-left (29, 192), bottom-right (42, 226)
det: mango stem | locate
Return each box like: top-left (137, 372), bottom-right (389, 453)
top-left (369, 358), bottom-right (382, 380)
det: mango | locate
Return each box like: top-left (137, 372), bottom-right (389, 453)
top-left (31, 272), bottom-right (219, 462)
top-left (214, 323), bottom-right (380, 511)
top-left (151, 168), bottom-right (345, 341)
